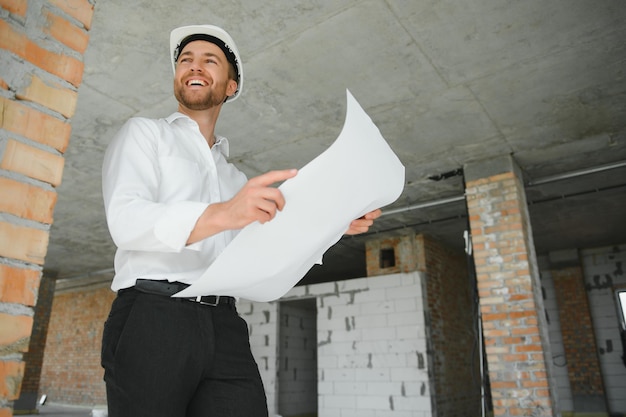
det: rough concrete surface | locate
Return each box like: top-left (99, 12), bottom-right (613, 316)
top-left (44, 0), bottom-right (626, 284)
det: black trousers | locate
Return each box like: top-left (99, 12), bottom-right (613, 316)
top-left (101, 288), bottom-right (268, 417)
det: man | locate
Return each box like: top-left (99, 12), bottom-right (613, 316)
top-left (101, 25), bottom-right (381, 417)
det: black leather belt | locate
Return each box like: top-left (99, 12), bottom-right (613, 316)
top-left (122, 279), bottom-right (235, 307)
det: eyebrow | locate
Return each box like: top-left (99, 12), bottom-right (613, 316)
top-left (178, 50), bottom-right (224, 62)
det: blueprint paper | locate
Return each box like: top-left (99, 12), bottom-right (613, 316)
top-left (175, 90), bottom-right (405, 302)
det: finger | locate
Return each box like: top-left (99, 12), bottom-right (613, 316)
top-left (256, 198), bottom-right (280, 220)
top-left (248, 169), bottom-right (298, 187)
top-left (352, 218), bottom-right (374, 228)
top-left (260, 188), bottom-right (286, 211)
top-left (363, 208), bottom-right (382, 220)
top-left (254, 208), bottom-right (273, 224)
top-left (344, 214), bottom-right (378, 235)
top-left (345, 224), bottom-right (369, 235)
top-left (256, 208), bottom-right (274, 224)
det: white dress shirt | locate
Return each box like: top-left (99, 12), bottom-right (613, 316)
top-left (102, 112), bottom-right (247, 291)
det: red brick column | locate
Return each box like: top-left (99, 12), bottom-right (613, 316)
top-left (464, 156), bottom-right (559, 416)
top-left (550, 250), bottom-right (607, 413)
top-left (0, 1), bottom-right (93, 415)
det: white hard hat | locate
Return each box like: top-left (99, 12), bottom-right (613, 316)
top-left (170, 24), bottom-right (243, 103)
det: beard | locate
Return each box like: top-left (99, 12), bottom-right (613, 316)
top-left (174, 79), bottom-right (228, 110)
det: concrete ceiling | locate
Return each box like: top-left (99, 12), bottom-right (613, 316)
top-left (46, 0), bottom-right (626, 284)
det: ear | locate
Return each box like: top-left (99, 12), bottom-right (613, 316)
top-left (226, 79), bottom-right (238, 97)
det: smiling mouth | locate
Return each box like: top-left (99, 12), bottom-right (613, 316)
top-left (186, 79), bottom-right (208, 86)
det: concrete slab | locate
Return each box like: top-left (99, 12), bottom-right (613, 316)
top-left (40, 0), bottom-right (626, 289)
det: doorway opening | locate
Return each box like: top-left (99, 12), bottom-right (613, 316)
top-left (278, 298), bottom-right (318, 417)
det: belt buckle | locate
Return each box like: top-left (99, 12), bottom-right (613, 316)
top-left (196, 295), bottom-right (220, 306)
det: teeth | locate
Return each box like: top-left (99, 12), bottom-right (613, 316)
top-left (188, 79), bottom-right (206, 86)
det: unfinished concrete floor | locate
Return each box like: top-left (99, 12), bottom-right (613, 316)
top-left (17, 403), bottom-right (102, 416)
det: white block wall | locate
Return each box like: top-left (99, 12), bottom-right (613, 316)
top-left (538, 244), bottom-right (626, 414)
top-left (239, 271), bottom-right (431, 417)
top-left (581, 244), bottom-right (626, 413)
top-left (239, 245), bottom-right (626, 416)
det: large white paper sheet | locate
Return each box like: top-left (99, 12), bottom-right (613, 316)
top-left (176, 90), bottom-right (405, 302)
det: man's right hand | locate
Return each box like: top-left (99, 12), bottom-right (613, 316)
top-left (220, 169), bottom-right (298, 228)
top-left (187, 169), bottom-right (298, 245)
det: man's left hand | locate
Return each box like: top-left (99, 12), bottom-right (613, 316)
top-left (345, 209), bottom-right (382, 235)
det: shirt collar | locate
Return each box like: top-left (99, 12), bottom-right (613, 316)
top-left (165, 112), bottom-right (188, 124)
top-left (214, 135), bottom-right (230, 157)
top-left (166, 112), bottom-right (230, 157)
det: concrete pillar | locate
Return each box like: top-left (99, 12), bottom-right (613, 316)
top-left (464, 155), bottom-right (560, 417)
top-left (0, 2), bottom-right (93, 415)
top-left (549, 249), bottom-right (608, 414)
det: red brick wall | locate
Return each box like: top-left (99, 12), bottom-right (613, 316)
top-left (552, 265), bottom-right (607, 409)
top-left (466, 163), bottom-right (558, 416)
top-left (365, 234), bottom-right (418, 276)
top-left (416, 234), bottom-right (481, 417)
top-left (39, 285), bottom-right (115, 406)
top-left (0, 1), bottom-right (93, 415)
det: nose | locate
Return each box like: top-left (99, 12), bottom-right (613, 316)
top-left (189, 59), bottom-right (202, 72)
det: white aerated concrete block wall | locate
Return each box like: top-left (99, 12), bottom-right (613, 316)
top-left (581, 244), bottom-right (626, 413)
top-left (239, 271), bottom-right (432, 417)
